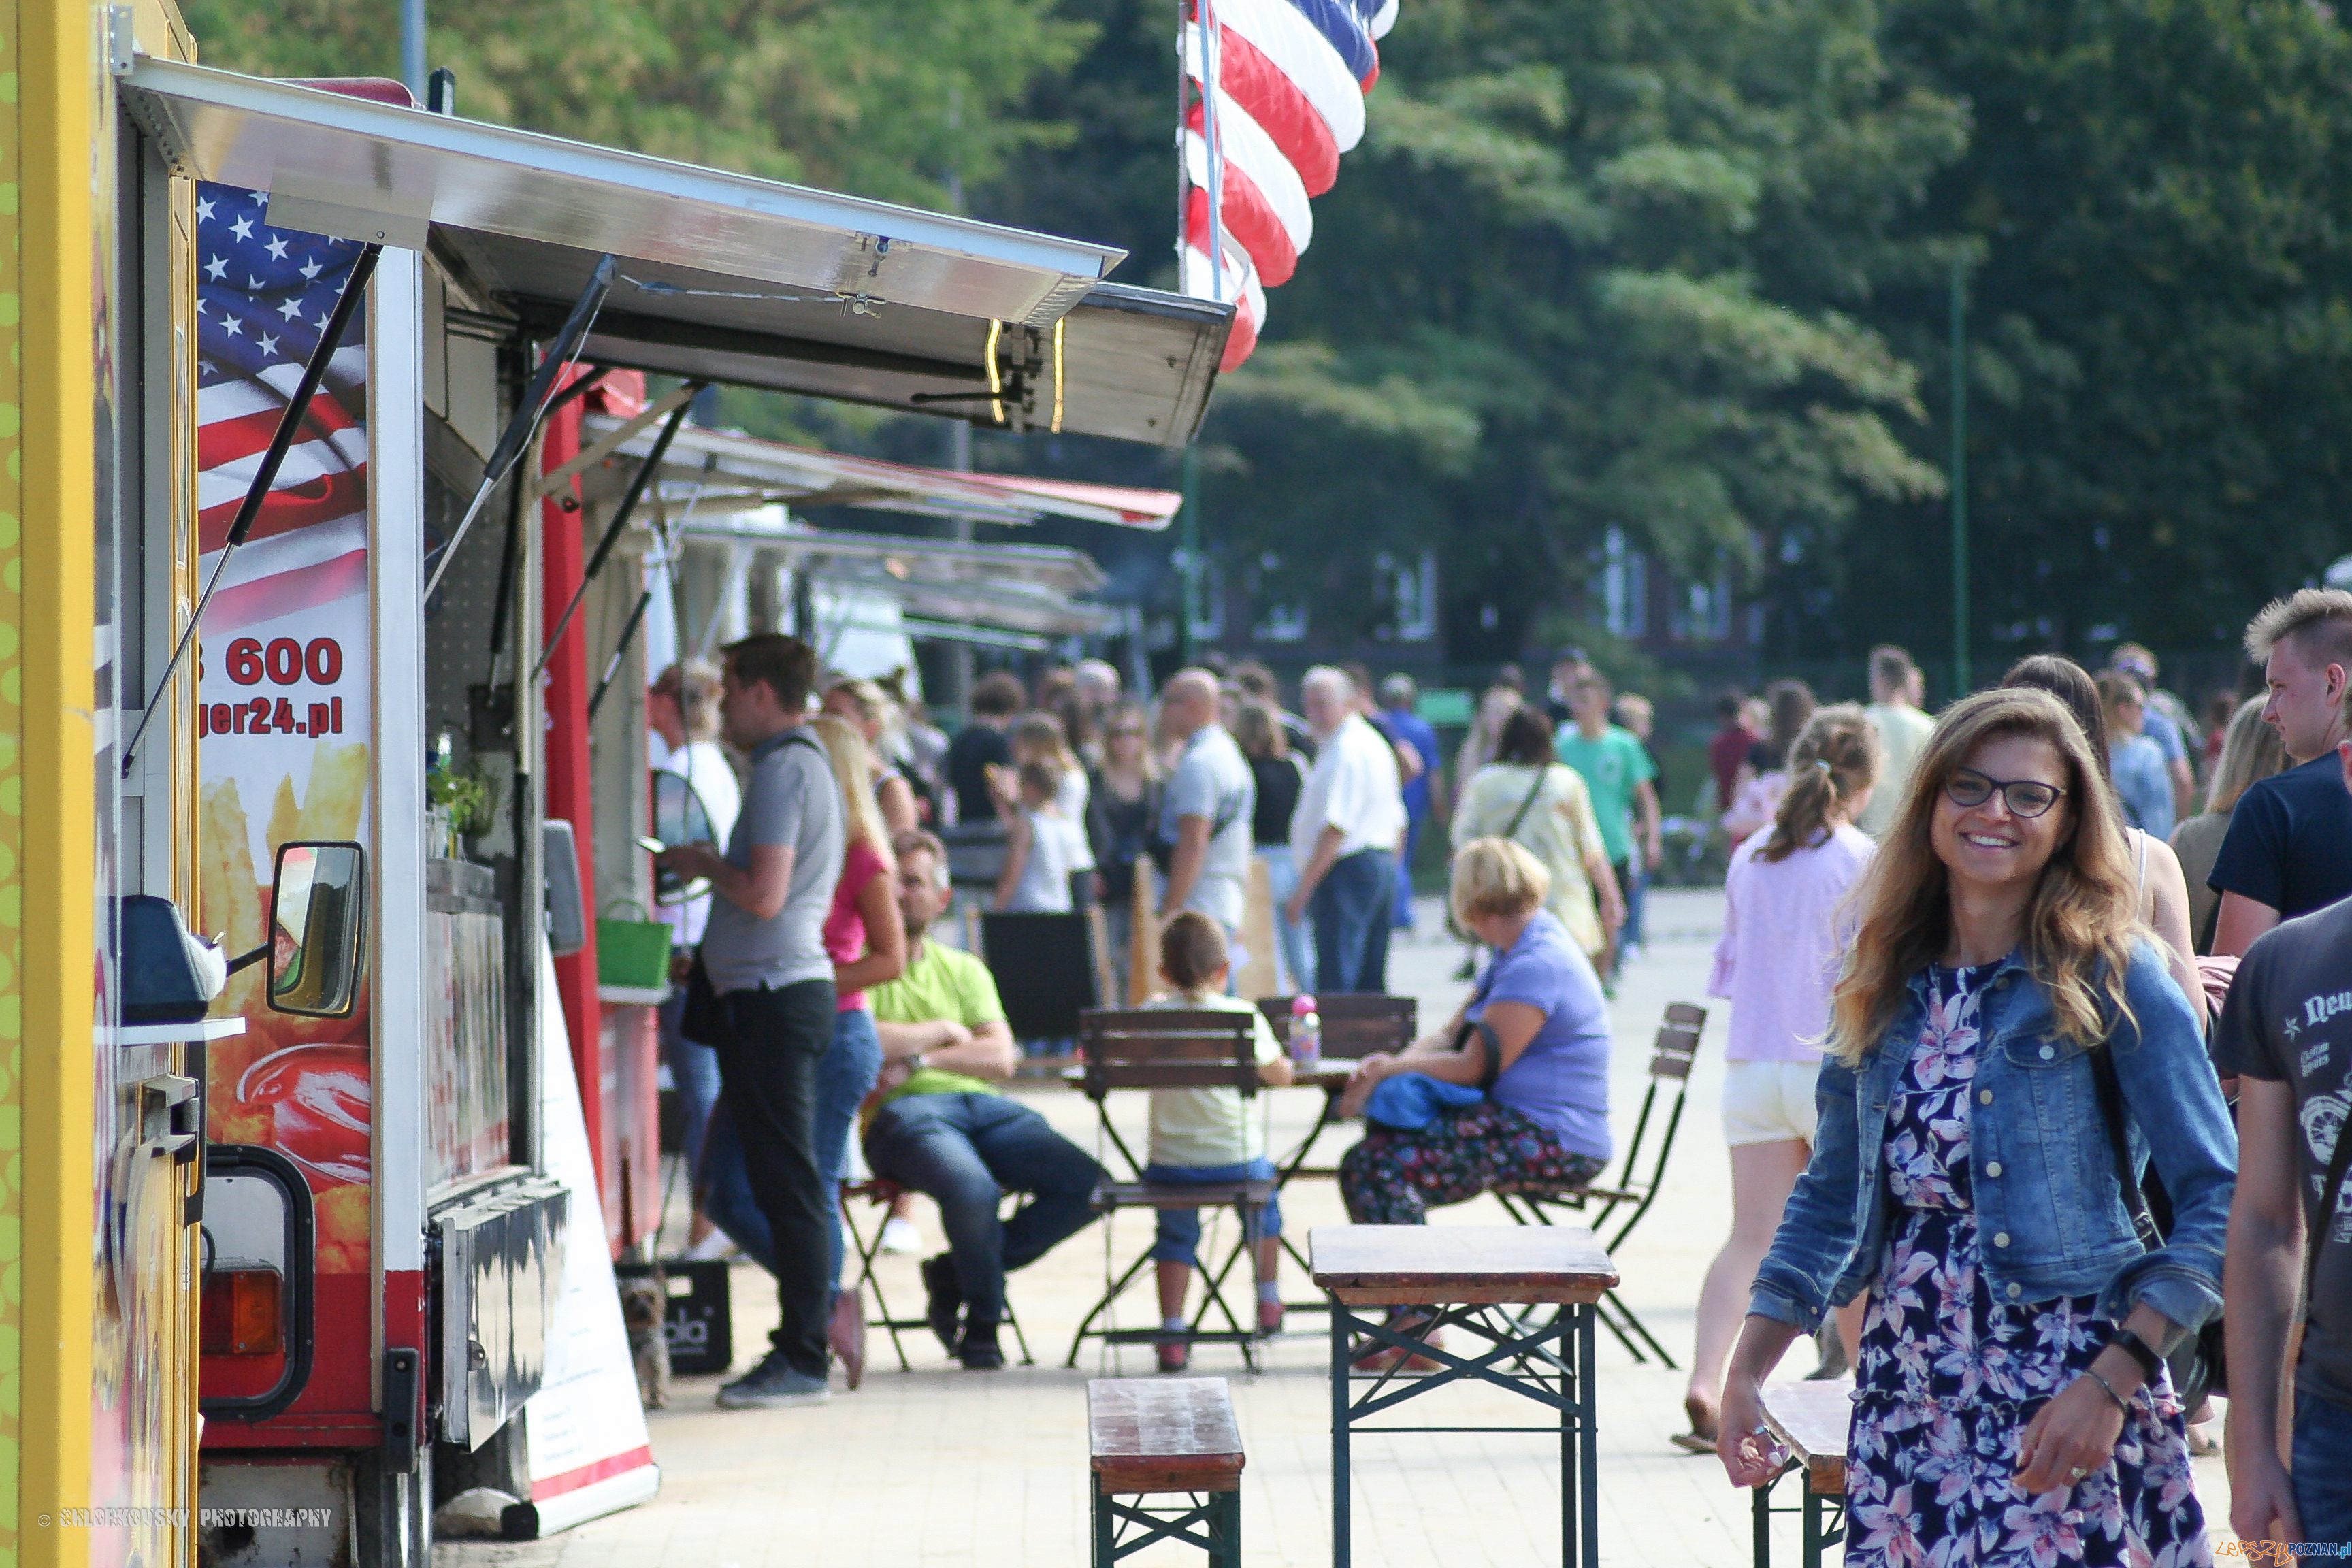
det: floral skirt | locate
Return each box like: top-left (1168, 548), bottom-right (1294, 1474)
top-left (1844, 1206), bottom-right (2210, 1567)
top-left (1337, 1100), bottom-right (1605, 1226)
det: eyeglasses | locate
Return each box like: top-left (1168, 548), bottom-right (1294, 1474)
top-left (1945, 768), bottom-right (2066, 819)
top-left (1108, 727), bottom-right (1144, 738)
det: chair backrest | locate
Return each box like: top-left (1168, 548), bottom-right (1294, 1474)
top-left (1650, 1002), bottom-right (1704, 1081)
top-left (1254, 993), bottom-right (1416, 1061)
top-left (980, 911), bottom-right (1099, 1041)
top-left (1079, 1009), bottom-right (1260, 1098)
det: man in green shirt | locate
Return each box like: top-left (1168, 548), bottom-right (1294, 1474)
top-left (1554, 672), bottom-right (1659, 975)
top-left (863, 830), bottom-right (1105, 1370)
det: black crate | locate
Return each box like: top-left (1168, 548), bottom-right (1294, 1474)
top-left (612, 1259), bottom-right (734, 1375)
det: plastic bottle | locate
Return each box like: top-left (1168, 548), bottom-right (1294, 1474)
top-left (1289, 994), bottom-right (1322, 1071)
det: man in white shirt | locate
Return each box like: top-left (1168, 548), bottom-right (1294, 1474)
top-left (1856, 644), bottom-right (1935, 838)
top-left (1284, 666), bottom-right (1408, 992)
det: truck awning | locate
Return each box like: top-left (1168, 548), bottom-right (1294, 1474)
top-left (122, 57), bottom-right (1232, 446)
top-left (581, 415), bottom-right (1183, 530)
top-left (681, 515), bottom-right (1120, 638)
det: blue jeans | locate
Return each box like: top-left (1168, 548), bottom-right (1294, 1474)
top-left (1621, 853), bottom-right (1648, 949)
top-left (1311, 847), bottom-right (1394, 994)
top-left (2295, 1388), bottom-right (2352, 1549)
top-left (1256, 846), bottom-right (1314, 993)
top-left (659, 991), bottom-right (723, 1170)
top-left (700, 1007), bottom-right (883, 1301)
top-left (863, 1092), bottom-right (1106, 1328)
top-left (1143, 1159), bottom-right (1281, 1263)
top-left (1393, 815), bottom-right (1424, 930)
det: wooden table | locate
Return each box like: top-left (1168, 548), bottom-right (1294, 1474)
top-left (1750, 1379), bottom-right (1850, 1568)
top-left (1311, 1224), bottom-right (1618, 1568)
top-left (1088, 1377), bottom-right (1246, 1566)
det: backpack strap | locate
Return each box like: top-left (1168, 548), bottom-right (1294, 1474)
top-left (2088, 1043), bottom-right (2164, 1252)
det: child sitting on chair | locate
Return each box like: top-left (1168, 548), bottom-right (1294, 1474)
top-left (1142, 911), bottom-right (1296, 1370)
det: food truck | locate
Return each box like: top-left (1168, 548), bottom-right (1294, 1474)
top-left (9, 3), bottom-right (1229, 1563)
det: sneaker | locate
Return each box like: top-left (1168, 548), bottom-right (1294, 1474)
top-left (920, 1254), bottom-right (963, 1354)
top-left (1156, 1337), bottom-right (1190, 1373)
top-left (682, 1230), bottom-right (740, 1262)
top-left (716, 1350), bottom-right (832, 1409)
top-left (1257, 1299), bottom-right (1286, 1336)
top-left (879, 1216), bottom-right (921, 1255)
top-left (958, 1326), bottom-right (1005, 1371)
top-left (829, 1286), bottom-right (867, 1390)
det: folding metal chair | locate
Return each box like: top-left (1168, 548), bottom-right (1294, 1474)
top-left (1492, 1000), bottom-right (1706, 1366)
top-left (1063, 1008), bottom-right (1274, 1369)
top-left (841, 1179), bottom-right (1036, 1371)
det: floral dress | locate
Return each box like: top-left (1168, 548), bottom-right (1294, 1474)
top-left (1844, 965), bottom-right (2210, 1567)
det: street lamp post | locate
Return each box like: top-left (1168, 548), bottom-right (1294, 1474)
top-left (1950, 251), bottom-right (1971, 701)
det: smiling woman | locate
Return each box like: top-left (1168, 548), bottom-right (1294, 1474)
top-left (1715, 687), bottom-right (2238, 1568)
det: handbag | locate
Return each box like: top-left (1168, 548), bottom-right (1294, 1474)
top-left (677, 947), bottom-right (731, 1048)
top-left (2087, 1045), bottom-right (2227, 1408)
top-left (1363, 1018), bottom-right (1507, 1130)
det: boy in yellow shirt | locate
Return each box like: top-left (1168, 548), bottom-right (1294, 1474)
top-left (1142, 912), bottom-right (1295, 1369)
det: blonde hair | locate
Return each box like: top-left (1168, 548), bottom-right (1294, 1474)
top-left (1827, 687), bottom-right (2142, 1066)
top-left (1011, 712), bottom-right (1080, 775)
top-left (1450, 836), bottom-right (1552, 927)
top-left (1759, 704), bottom-right (1880, 863)
top-left (812, 714), bottom-right (892, 860)
top-left (2205, 695), bottom-right (2288, 815)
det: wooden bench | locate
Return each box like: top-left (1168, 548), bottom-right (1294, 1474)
top-left (1751, 1379), bottom-right (1850, 1568)
top-left (1087, 1377), bottom-right (1245, 1567)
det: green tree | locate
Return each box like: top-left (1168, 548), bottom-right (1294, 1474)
top-left (1806, 0), bottom-right (2352, 673)
top-left (180, 0), bottom-right (1090, 206)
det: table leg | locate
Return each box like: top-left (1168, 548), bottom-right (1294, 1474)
top-left (1213, 1487), bottom-right (1242, 1568)
top-left (1558, 1304), bottom-right (1576, 1568)
top-left (1753, 1474), bottom-right (1773, 1568)
top-left (1331, 1301), bottom-right (1352, 1568)
top-left (1091, 1487), bottom-right (1113, 1568)
top-left (1578, 1303), bottom-right (1599, 1568)
top-left (1803, 1486), bottom-right (1824, 1568)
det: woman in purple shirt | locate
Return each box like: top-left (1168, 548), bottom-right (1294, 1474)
top-left (1337, 838), bottom-right (1614, 1366)
top-left (1676, 706), bottom-right (1878, 1452)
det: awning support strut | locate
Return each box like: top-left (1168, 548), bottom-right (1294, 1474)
top-left (534, 385), bottom-right (704, 682)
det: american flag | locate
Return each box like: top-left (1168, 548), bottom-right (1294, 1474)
top-left (196, 180), bottom-right (371, 632)
top-left (1180, 0), bottom-right (1397, 369)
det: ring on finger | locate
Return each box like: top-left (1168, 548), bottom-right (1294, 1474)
top-left (2069, 1466), bottom-right (2087, 1481)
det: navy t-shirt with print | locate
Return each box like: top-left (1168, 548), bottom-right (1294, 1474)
top-left (2206, 753), bottom-right (2352, 919)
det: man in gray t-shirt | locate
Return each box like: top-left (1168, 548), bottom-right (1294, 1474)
top-left (1156, 668), bottom-right (1255, 932)
top-left (660, 634), bottom-right (845, 1409)
top-left (700, 726), bottom-right (843, 992)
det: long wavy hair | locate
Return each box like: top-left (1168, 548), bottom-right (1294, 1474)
top-left (1758, 704), bottom-right (1880, 862)
top-left (1827, 687), bottom-right (2142, 1064)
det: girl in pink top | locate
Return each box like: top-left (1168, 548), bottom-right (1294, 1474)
top-left (1676, 705), bottom-right (1880, 1451)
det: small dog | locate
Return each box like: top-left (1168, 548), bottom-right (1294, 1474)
top-left (618, 1273), bottom-right (672, 1409)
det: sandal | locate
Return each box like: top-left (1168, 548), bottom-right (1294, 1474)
top-left (1669, 1394), bottom-right (1720, 1455)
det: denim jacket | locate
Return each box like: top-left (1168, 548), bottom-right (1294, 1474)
top-left (1749, 939), bottom-right (2236, 1336)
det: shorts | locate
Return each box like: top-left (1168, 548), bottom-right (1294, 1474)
top-left (1721, 1058), bottom-right (1821, 1147)
top-left (1143, 1159), bottom-right (1282, 1264)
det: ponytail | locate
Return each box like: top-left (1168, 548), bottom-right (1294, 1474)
top-left (1758, 704), bottom-right (1882, 862)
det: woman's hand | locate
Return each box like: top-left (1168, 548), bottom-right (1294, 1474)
top-left (2014, 1371), bottom-right (2129, 1493)
top-left (1337, 1052), bottom-right (1397, 1120)
top-left (1716, 1375), bottom-right (1785, 1488)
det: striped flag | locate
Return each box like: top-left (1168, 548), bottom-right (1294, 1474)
top-left (1181, 0), bottom-right (1396, 368)
top-left (195, 180), bottom-right (372, 632)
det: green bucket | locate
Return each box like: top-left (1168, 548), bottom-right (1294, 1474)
top-left (596, 900), bottom-right (674, 991)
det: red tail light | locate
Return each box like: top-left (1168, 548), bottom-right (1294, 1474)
top-left (202, 1267), bottom-right (285, 1355)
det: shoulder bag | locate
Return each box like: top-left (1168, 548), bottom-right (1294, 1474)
top-left (2088, 1045), bottom-right (2227, 1407)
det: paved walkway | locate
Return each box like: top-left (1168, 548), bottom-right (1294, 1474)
top-left (450, 888), bottom-right (2239, 1565)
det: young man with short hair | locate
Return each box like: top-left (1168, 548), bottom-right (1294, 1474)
top-left (1156, 668), bottom-right (1256, 931)
top-left (661, 633), bottom-right (845, 1407)
top-left (2218, 736), bottom-right (2352, 1548)
top-left (945, 670), bottom-right (1025, 826)
top-left (2210, 587), bottom-right (2352, 956)
top-left (864, 831), bottom-right (1107, 1369)
top-left (1554, 672), bottom-right (1658, 978)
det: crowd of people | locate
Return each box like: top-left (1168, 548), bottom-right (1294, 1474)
top-left (637, 589), bottom-right (2352, 1559)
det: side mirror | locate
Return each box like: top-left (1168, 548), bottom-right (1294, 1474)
top-left (542, 819), bottom-right (587, 958)
top-left (267, 842), bottom-right (366, 1017)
